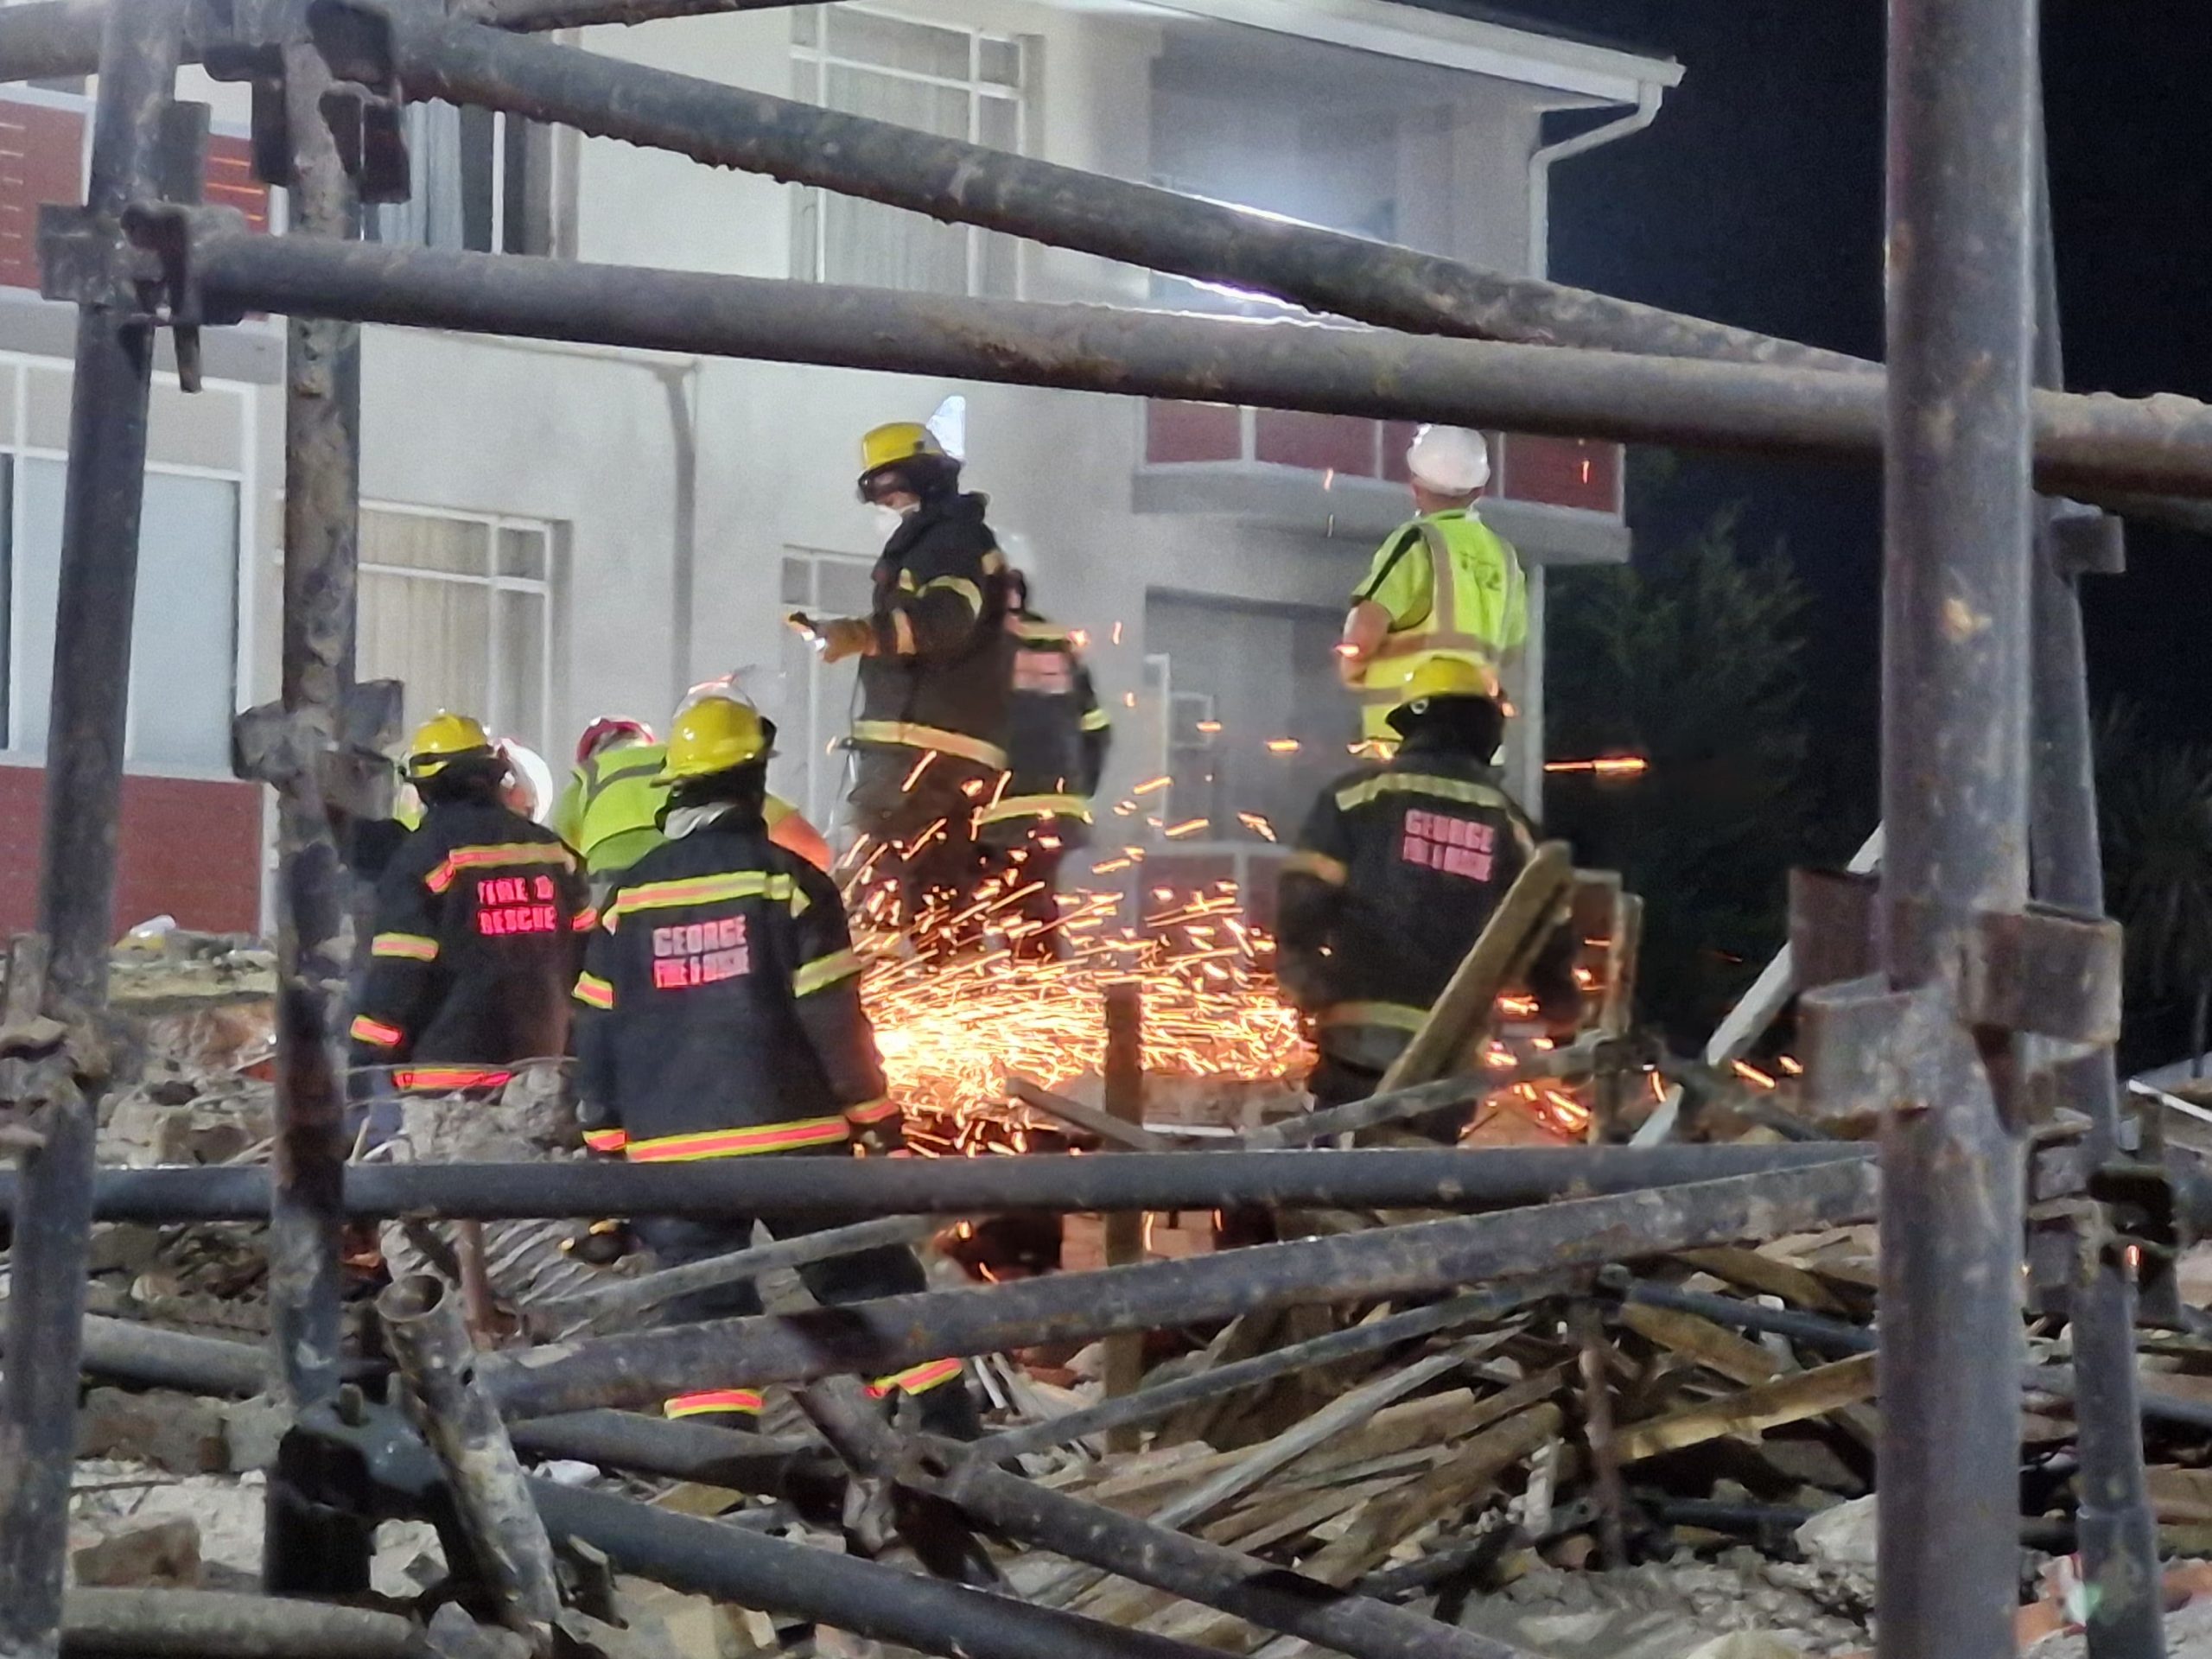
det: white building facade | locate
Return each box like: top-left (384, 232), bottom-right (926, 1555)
top-left (0, 0), bottom-right (1675, 932)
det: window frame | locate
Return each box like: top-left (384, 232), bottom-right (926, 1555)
top-left (356, 500), bottom-right (559, 758)
top-left (0, 356), bottom-right (257, 779)
top-left (791, 3), bottom-right (1029, 298)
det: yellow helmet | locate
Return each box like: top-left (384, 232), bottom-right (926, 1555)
top-left (1386, 658), bottom-right (1500, 734)
top-left (405, 711), bottom-right (495, 781)
top-left (658, 694), bottom-right (772, 783)
top-left (857, 421), bottom-right (949, 499)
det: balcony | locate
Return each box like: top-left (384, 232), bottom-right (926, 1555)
top-left (1135, 403), bottom-right (1630, 564)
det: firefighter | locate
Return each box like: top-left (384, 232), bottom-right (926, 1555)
top-left (554, 705), bottom-right (831, 899)
top-left (976, 570), bottom-right (1110, 957)
top-left (571, 693), bottom-right (981, 1436)
top-left (1338, 425), bottom-right (1529, 751)
top-left (787, 423), bottom-right (1012, 936)
top-left (347, 712), bottom-right (592, 1101)
top-left (1276, 659), bottom-right (1579, 1141)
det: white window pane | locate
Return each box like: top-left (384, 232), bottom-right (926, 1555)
top-left (819, 557), bottom-right (874, 614)
top-left (780, 556), bottom-right (810, 607)
top-left (978, 229), bottom-right (1020, 298)
top-left (977, 94), bottom-right (1018, 152)
top-left (979, 37), bottom-right (1020, 86)
top-left (363, 508), bottom-right (490, 575)
top-left (828, 65), bottom-right (967, 137)
top-left (11, 457), bottom-right (63, 753)
top-left (497, 524), bottom-right (547, 579)
top-left (825, 195), bottom-right (967, 293)
top-left (826, 9), bottom-right (969, 78)
top-left (495, 588), bottom-right (546, 752)
top-left (791, 6), bottom-right (819, 47)
top-left (766, 624), bottom-right (817, 819)
top-left (359, 568), bottom-right (491, 737)
top-left (791, 56), bottom-right (819, 102)
top-left (127, 474), bottom-right (238, 769)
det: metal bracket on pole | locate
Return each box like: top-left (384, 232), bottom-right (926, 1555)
top-left (232, 675), bottom-right (404, 817)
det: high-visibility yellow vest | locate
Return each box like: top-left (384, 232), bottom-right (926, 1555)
top-left (554, 743), bottom-right (801, 878)
top-left (1351, 511), bottom-right (1528, 743)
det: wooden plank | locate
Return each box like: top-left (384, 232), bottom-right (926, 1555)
top-left (1617, 1354), bottom-right (1878, 1464)
top-left (1620, 1302), bottom-right (1787, 1387)
top-left (1297, 1404), bottom-right (1565, 1586)
top-left (1675, 1246), bottom-right (1850, 1314)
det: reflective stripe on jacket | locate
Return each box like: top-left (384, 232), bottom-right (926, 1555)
top-left (1352, 511), bottom-right (1527, 742)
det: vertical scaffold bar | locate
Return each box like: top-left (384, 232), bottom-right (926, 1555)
top-left (1878, 3), bottom-right (2037, 1659)
top-left (2025, 57), bottom-right (2164, 1659)
top-left (260, 35), bottom-right (375, 1595)
top-left (0, 3), bottom-right (190, 1651)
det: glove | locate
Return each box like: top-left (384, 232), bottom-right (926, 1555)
top-left (815, 616), bottom-right (878, 665)
top-left (560, 1218), bottom-right (636, 1266)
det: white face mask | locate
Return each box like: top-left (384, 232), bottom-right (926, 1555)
top-left (872, 503), bottom-right (909, 539)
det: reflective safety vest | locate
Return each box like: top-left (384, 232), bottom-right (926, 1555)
top-left (555, 741), bottom-right (804, 879)
top-left (1351, 510), bottom-right (1527, 743)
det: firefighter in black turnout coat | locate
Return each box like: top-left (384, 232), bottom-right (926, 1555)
top-left (1276, 659), bottom-right (1580, 1140)
top-left (347, 712), bottom-right (591, 1100)
top-left (571, 693), bottom-right (979, 1433)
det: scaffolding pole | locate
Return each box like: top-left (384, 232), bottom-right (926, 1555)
top-left (1877, 3), bottom-right (2037, 1658)
top-left (483, 1160), bottom-right (1878, 1419)
top-left (0, 6), bottom-right (189, 1653)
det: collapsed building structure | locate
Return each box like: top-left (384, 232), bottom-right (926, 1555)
top-left (0, 0), bottom-right (2198, 1656)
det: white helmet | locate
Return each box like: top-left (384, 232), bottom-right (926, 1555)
top-left (1406, 425), bottom-right (1491, 495)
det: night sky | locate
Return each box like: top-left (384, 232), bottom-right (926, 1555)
top-left (1451, 0), bottom-right (2212, 830)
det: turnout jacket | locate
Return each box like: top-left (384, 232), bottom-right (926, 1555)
top-left (1276, 734), bottom-right (1574, 1071)
top-left (978, 609), bottom-right (1110, 843)
top-left (572, 809), bottom-right (899, 1160)
top-left (348, 798), bottom-right (591, 1090)
top-left (854, 493), bottom-right (1014, 772)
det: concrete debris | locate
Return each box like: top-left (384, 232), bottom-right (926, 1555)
top-left (373, 1520), bottom-right (449, 1599)
top-left (68, 1465), bottom-right (266, 1587)
top-left (70, 1516), bottom-right (200, 1588)
top-left (1792, 1496), bottom-right (1877, 1580)
top-left (1459, 1555), bottom-right (1867, 1659)
top-left (2027, 1592), bottom-right (2212, 1659)
top-left (78, 1387), bottom-right (227, 1474)
top-left (219, 1394), bottom-right (289, 1473)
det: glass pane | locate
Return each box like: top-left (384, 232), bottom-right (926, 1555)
top-left (127, 474), bottom-right (239, 769)
top-left (459, 102), bottom-right (497, 255)
top-left (780, 556), bottom-right (810, 607)
top-left (979, 37), bottom-right (1020, 87)
top-left (363, 508), bottom-right (490, 575)
top-left (828, 65), bottom-right (968, 137)
top-left (977, 94), bottom-right (1017, 153)
top-left (12, 457), bottom-right (62, 754)
top-left (978, 228), bottom-right (1019, 298)
top-left (496, 588), bottom-right (546, 753)
top-left (359, 569), bottom-right (492, 740)
top-left (790, 184), bottom-right (820, 281)
top-left (766, 624), bottom-right (817, 823)
top-left (497, 524), bottom-right (547, 579)
top-left (826, 9), bottom-right (969, 78)
top-left (791, 56), bottom-right (818, 103)
top-left (824, 194), bottom-right (967, 293)
top-left (791, 5), bottom-right (818, 46)
top-left (818, 556), bottom-right (874, 614)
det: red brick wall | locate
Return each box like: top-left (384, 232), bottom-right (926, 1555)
top-left (0, 99), bottom-right (84, 292)
top-left (0, 763), bottom-right (262, 938)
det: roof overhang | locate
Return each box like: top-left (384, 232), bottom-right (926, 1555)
top-left (1122, 0), bottom-right (1681, 105)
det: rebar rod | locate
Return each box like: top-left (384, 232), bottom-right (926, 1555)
top-left (0, 6), bottom-right (188, 1651)
top-left (1878, 3), bottom-right (2037, 1656)
top-left (483, 1160), bottom-right (1880, 1419)
top-left (0, 1144), bottom-right (1872, 1222)
top-left (175, 231), bottom-right (2212, 499)
top-left (378, 1275), bottom-right (563, 1639)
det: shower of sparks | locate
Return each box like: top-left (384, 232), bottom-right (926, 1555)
top-left (1236, 811), bottom-right (1277, 842)
top-left (846, 866), bottom-right (1311, 1154)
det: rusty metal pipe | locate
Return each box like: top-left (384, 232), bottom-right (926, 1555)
top-left (174, 231), bottom-right (2212, 499)
top-left (59, 1590), bottom-right (416, 1659)
top-left (0, 1144), bottom-right (1871, 1221)
top-left (484, 1160), bottom-right (1880, 1419)
top-left (0, 5), bottom-right (190, 1650)
top-left (1877, 2), bottom-right (2037, 1656)
top-left (378, 1274), bottom-right (563, 1640)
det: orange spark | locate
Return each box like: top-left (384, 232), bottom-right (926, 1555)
top-left (902, 750), bottom-right (940, 791)
top-left (1266, 739), bottom-right (1300, 754)
top-left (1166, 818), bottom-right (1206, 839)
top-left (1732, 1060), bottom-right (1778, 1091)
top-left (1133, 775), bottom-right (1172, 797)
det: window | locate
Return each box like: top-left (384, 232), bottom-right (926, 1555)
top-left (10, 460), bottom-right (240, 771)
top-left (372, 105), bottom-right (557, 256)
top-left (357, 506), bottom-right (555, 755)
top-left (791, 6), bottom-right (1027, 296)
top-left (768, 548), bottom-right (874, 837)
